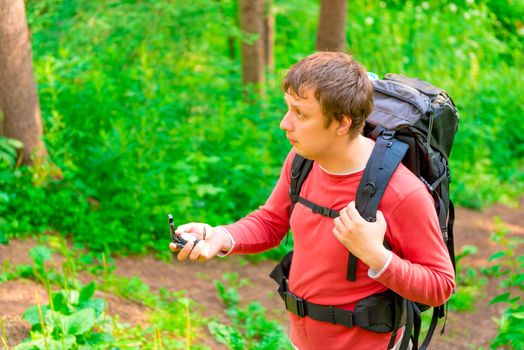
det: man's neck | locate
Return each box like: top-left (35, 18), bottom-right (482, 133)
top-left (316, 135), bottom-right (374, 174)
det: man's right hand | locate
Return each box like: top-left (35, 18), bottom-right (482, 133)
top-left (168, 223), bottom-right (233, 262)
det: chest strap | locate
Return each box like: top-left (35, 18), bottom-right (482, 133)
top-left (295, 196), bottom-right (339, 218)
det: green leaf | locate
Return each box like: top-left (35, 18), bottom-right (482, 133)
top-left (22, 336), bottom-right (77, 350)
top-left (45, 310), bottom-right (65, 330)
top-left (461, 245), bottom-right (478, 256)
top-left (83, 331), bottom-right (114, 345)
top-left (52, 292), bottom-right (70, 314)
top-left (65, 290), bottom-right (80, 306)
top-left (79, 281), bottom-right (96, 302)
top-left (490, 292), bottom-right (511, 305)
top-left (488, 251), bottom-right (506, 261)
top-left (16, 264), bottom-right (35, 278)
top-left (0, 229), bottom-right (8, 245)
top-left (6, 138), bottom-right (24, 149)
top-left (22, 304), bottom-right (51, 329)
top-left (29, 246), bottom-right (53, 267)
top-left (22, 305), bottom-right (42, 326)
top-left (509, 312), bottom-right (524, 320)
top-left (208, 321), bottom-right (246, 350)
top-left (79, 298), bottom-right (105, 318)
top-left (62, 308), bottom-right (96, 335)
top-left (13, 338), bottom-right (45, 350)
top-left (196, 184), bottom-right (225, 197)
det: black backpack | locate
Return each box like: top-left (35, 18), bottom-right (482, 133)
top-left (270, 74), bottom-right (459, 350)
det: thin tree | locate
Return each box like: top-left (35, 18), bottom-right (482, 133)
top-left (0, 0), bottom-right (47, 165)
top-left (315, 0), bottom-right (348, 52)
top-left (239, 0), bottom-right (265, 88)
top-left (263, 0), bottom-right (275, 77)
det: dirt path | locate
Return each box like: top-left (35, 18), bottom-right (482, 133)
top-left (1, 198), bottom-right (523, 349)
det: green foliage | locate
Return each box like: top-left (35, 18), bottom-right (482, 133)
top-left (16, 283), bottom-right (111, 350)
top-left (214, 272), bottom-right (248, 308)
top-left (210, 273), bottom-right (292, 350)
top-left (6, 237), bottom-right (112, 349)
top-left (1, 0), bottom-right (522, 257)
top-left (12, 236), bottom-right (98, 291)
top-left (9, 236), bottom-right (209, 349)
top-left (0, 136), bottom-right (23, 246)
top-left (481, 217), bottom-right (524, 349)
top-left (0, 137), bottom-right (23, 169)
top-left (341, 0), bottom-right (524, 209)
top-left (208, 322), bottom-right (246, 350)
top-left (448, 245), bottom-right (487, 312)
top-left (418, 245), bottom-right (485, 341)
top-left (3, 0), bottom-right (288, 255)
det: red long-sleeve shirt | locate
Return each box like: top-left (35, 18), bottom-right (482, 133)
top-left (226, 150), bottom-right (455, 350)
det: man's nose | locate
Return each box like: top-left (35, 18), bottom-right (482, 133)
top-left (280, 112), bottom-right (293, 131)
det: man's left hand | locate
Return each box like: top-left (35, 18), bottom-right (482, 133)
top-left (332, 201), bottom-right (390, 271)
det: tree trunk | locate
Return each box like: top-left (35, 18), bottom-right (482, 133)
top-left (239, 0), bottom-right (265, 87)
top-left (315, 0), bottom-right (347, 52)
top-left (0, 0), bottom-right (47, 165)
top-left (263, 0), bottom-right (274, 76)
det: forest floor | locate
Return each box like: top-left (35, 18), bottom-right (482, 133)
top-left (1, 198), bottom-right (523, 350)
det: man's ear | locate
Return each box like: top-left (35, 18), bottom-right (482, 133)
top-left (336, 115), bottom-right (352, 135)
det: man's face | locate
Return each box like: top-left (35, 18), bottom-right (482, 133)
top-left (280, 88), bottom-right (342, 160)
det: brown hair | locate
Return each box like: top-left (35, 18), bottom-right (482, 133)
top-left (281, 52), bottom-right (373, 138)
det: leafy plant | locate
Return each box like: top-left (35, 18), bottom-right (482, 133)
top-left (17, 237), bottom-right (91, 292)
top-left (208, 322), bottom-right (246, 350)
top-left (214, 272), bottom-right (249, 308)
top-left (8, 236), bottom-right (209, 349)
top-left (16, 282), bottom-right (111, 349)
top-left (481, 217), bottom-right (524, 349)
top-left (448, 245), bottom-right (487, 312)
top-left (210, 273), bottom-right (292, 350)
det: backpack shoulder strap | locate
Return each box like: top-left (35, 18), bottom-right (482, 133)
top-left (285, 154), bottom-right (314, 245)
top-left (346, 130), bottom-right (409, 281)
top-left (356, 130), bottom-right (409, 221)
top-left (290, 154), bottom-right (314, 208)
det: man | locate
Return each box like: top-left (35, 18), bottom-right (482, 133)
top-left (169, 52), bottom-right (455, 350)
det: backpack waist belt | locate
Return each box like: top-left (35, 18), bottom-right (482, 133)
top-left (279, 288), bottom-right (399, 333)
top-left (269, 252), bottom-right (406, 334)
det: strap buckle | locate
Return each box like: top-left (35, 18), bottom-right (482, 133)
top-left (381, 129), bottom-right (396, 140)
top-left (320, 207), bottom-right (332, 217)
top-left (311, 205), bottom-right (334, 218)
top-left (285, 292), bottom-right (306, 317)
